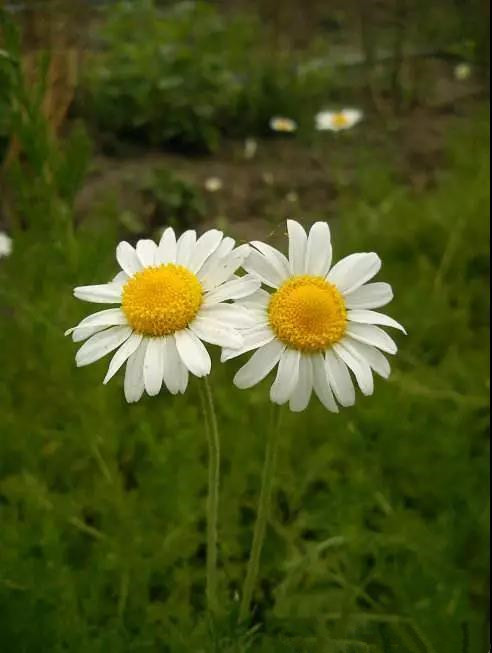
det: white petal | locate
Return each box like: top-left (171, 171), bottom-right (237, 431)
top-left (333, 342), bottom-right (374, 396)
top-left (204, 275), bottom-right (261, 304)
top-left (345, 323), bottom-right (398, 355)
top-left (312, 354), bottom-right (338, 412)
top-left (287, 219), bottom-right (308, 275)
top-left (116, 241), bottom-right (142, 276)
top-left (104, 332), bottom-right (143, 384)
top-left (325, 348), bottom-right (355, 407)
top-left (197, 237), bottom-right (236, 281)
top-left (124, 340), bottom-right (148, 403)
top-left (251, 241), bottom-right (291, 281)
top-left (162, 336), bottom-right (182, 395)
top-left (233, 339), bottom-right (285, 389)
top-left (70, 325), bottom-right (108, 343)
top-left (156, 227), bottom-right (177, 264)
top-left (344, 282), bottom-right (393, 309)
top-left (76, 326), bottom-right (132, 367)
top-left (176, 230), bottom-right (197, 267)
top-left (342, 337), bottom-right (391, 379)
top-left (347, 310), bottom-right (406, 334)
top-left (65, 308), bottom-right (127, 338)
top-left (199, 244), bottom-right (250, 290)
top-left (174, 329), bottom-right (211, 377)
top-left (112, 271), bottom-right (130, 288)
top-left (235, 288), bottom-right (271, 310)
top-left (135, 239), bottom-right (157, 267)
top-left (270, 348), bottom-right (301, 405)
top-left (328, 253), bottom-right (381, 294)
top-left (74, 283), bottom-right (122, 304)
top-left (343, 108), bottom-right (363, 126)
top-left (243, 249), bottom-right (284, 288)
top-left (221, 325), bottom-right (275, 362)
top-left (199, 303), bottom-right (256, 328)
top-left (304, 222), bottom-right (332, 276)
top-left (188, 229), bottom-right (223, 273)
top-left (289, 355), bottom-right (314, 412)
top-left (190, 316), bottom-right (243, 349)
top-left (143, 338), bottom-right (165, 396)
top-left (178, 361), bottom-right (189, 393)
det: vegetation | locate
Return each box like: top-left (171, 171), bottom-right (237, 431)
top-left (0, 3), bottom-right (489, 651)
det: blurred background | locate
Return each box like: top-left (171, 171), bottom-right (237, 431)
top-left (0, 1), bottom-right (489, 651)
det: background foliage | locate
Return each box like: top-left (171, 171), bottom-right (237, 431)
top-left (0, 1), bottom-right (489, 651)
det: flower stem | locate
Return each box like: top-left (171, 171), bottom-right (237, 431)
top-left (199, 376), bottom-right (220, 613)
top-left (239, 404), bottom-right (282, 622)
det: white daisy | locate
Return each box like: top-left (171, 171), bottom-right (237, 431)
top-left (0, 232), bottom-right (12, 259)
top-left (454, 62), bottom-right (472, 81)
top-left (204, 177), bottom-right (223, 193)
top-left (66, 228), bottom-right (259, 402)
top-left (315, 109), bottom-right (363, 132)
top-left (269, 116), bottom-right (297, 133)
top-left (224, 220), bottom-right (406, 412)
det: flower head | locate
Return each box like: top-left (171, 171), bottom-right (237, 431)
top-left (269, 116), bottom-right (297, 133)
top-left (315, 109), bottom-right (363, 132)
top-left (0, 232), bottom-right (12, 259)
top-left (454, 62), bottom-right (472, 81)
top-left (204, 177), bottom-right (223, 193)
top-left (66, 228), bottom-right (259, 402)
top-left (224, 220), bottom-right (405, 412)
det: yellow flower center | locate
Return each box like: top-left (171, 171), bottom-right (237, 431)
top-left (122, 264), bottom-right (203, 336)
top-left (268, 275), bottom-right (347, 351)
top-left (332, 112), bottom-right (349, 128)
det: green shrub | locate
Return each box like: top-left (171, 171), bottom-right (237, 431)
top-left (79, 0), bottom-right (332, 151)
top-left (140, 166), bottom-right (206, 229)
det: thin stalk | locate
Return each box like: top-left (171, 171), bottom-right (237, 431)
top-left (239, 404), bottom-right (282, 622)
top-left (199, 376), bottom-right (220, 613)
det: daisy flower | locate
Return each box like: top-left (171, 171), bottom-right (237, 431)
top-left (269, 116), bottom-right (297, 133)
top-left (224, 220), bottom-right (406, 412)
top-left (66, 228), bottom-right (259, 402)
top-left (204, 177), bottom-right (223, 193)
top-left (0, 232), bottom-right (12, 259)
top-left (315, 109), bottom-right (363, 132)
top-left (454, 62), bottom-right (472, 81)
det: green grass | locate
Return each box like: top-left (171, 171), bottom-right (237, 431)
top-left (0, 11), bottom-right (489, 650)
top-left (0, 111), bottom-right (489, 651)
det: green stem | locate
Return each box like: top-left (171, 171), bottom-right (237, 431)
top-left (199, 376), bottom-right (220, 613)
top-left (239, 404), bottom-right (282, 622)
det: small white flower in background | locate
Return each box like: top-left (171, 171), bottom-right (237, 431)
top-left (204, 177), bottom-right (223, 193)
top-left (225, 220), bottom-right (406, 412)
top-left (269, 116), bottom-right (297, 133)
top-left (262, 172), bottom-right (275, 186)
top-left (244, 138), bottom-right (258, 160)
top-left (315, 109), bottom-right (363, 132)
top-left (66, 228), bottom-right (260, 403)
top-left (0, 232), bottom-right (12, 259)
top-left (286, 191), bottom-right (298, 203)
top-left (454, 62), bottom-right (472, 81)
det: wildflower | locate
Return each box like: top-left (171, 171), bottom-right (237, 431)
top-left (66, 229), bottom-right (259, 402)
top-left (0, 232), bottom-right (12, 259)
top-left (269, 116), bottom-right (297, 133)
top-left (224, 220), bottom-right (405, 412)
top-left (244, 138), bottom-right (258, 160)
top-left (204, 177), bottom-right (223, 193)
top-left (315, 109), bottom-right (363, 132)
top-left (454, 63), bottom-right (472, 81)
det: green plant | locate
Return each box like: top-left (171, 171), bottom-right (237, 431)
top-left (79, 0), bottom-right (333, 151)
top-left (140, 166), bottom-right (206, 230)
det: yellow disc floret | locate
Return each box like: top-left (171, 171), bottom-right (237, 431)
top-left (268, 275), bottom-right (347, 351)
top-left (122, 264), bottom-right (203, 336)
top-left (331, 112), bottom-right (349, 129)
